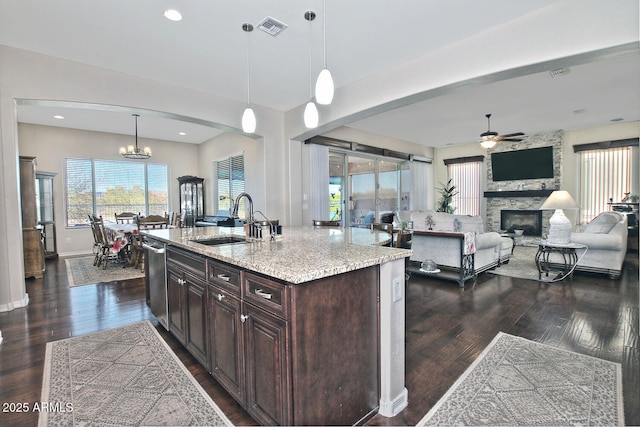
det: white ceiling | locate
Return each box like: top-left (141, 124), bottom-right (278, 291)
top-left (1, 0), bottom-right (639, 147)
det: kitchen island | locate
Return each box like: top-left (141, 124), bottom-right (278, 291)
top-left (143, 225), bottom-right (410, 425)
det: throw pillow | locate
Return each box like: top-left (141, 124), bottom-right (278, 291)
top-left (583, 212), bottom-right (620, 234)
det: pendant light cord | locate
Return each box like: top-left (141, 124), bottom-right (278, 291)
top-left (133, 113), bottom-right (139, 149)
top-left (246, 30), bottom-right (251, 106)
top-left (322, 0), bottom-right (328, 69)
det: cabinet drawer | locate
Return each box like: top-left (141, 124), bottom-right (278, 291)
top-left (167, 246), bottom-right (206, 280)
top-left (243, 272), bottom-right (289, 319)
top-left (208, 260), bottom-right (241, 296)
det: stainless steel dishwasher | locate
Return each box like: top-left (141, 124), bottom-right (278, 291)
top-left (143, 238), bottom-right (168, 329)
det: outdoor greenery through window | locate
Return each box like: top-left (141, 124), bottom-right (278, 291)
top-left (65, 158), bottom-right (169, 227)
top-left (216, 154), bottom-right (245, 217)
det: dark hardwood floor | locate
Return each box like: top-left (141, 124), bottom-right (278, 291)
top-left (1, 252), bottom-right (637, 426)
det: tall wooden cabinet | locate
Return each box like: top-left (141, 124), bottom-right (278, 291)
top-left (20, 156), bottom-right (45, 279)
top-left (177, 175), bottom-right (204, 227)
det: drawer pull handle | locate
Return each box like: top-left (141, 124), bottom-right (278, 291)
top-left (240, 314), bottom-right (248, 323)
top-left (216, 294), bottom-right (225, 301)
top-left (255, 289), bottom-right (272, 300)
top-left (217, 274), bottom-right (230, 282)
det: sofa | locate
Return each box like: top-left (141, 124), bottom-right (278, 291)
top-left (547, 211), bottom-right (628, 279)
top-left (405, 210), bottom-right (508, 285)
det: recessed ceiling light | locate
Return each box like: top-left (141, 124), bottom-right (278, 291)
top-left (164, 9), bottom-right (182, 22)
top-left (178, 132), bottom-right (186, 136)
top-left (53, 115), bottom-right (64, 119)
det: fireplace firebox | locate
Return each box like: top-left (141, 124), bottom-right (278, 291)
top-left (501, 210), bottom-right (543, 236)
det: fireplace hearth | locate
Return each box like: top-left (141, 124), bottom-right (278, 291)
top-left (501, 210), bottom-right (543, 236)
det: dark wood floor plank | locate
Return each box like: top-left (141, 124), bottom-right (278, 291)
top-left (1, 252), bottom-right (637, 426)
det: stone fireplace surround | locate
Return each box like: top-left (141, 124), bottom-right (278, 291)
top-left (484, 130), bottom-right (564, 246)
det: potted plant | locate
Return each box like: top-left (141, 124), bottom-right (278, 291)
top-left (436, 179), bottom-right (458, 214)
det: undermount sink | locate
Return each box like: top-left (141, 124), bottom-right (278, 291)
top-left (190, 236), bottom-right (246, 246)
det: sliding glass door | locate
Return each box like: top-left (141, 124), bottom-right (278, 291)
top-left (330, 152), bottom-right (408, 227)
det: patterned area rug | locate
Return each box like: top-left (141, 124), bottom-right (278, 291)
top-left (417, 332), bottom-right (624, 426)
top-left (39, 321), bottom-right (233, 427)
top-left (489, 245), bottom-right (563, 283)
top-left (65, 256), bottom-right (144, 287)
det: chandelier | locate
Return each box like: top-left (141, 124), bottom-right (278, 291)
top-left (120, 114), bottom-right (151, 159)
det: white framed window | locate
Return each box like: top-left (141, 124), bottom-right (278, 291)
top-left (445, 156), bottom-right (483, 216)
top-left (577, 144), bottom-right (633, 224)
top-left (216, 154), bottom-right (245, 216)
top-left (65, 158), bottom-right (168, 227)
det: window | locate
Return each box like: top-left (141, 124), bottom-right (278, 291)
top-left (65, 158), bottom-right (168, 227)
top-left (577, 146), bottom-right (631, 224)
top-left (445, 156), bottom-right (483, 216)
top-left (216, 154), bottom-right (245, 216)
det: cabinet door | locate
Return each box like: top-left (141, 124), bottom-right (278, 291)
top-left (208, 286), bottom-right (244, 401)
top-left (185, 273), bottom-right (208, 369)
top-left (167, 267), bottom-right (186, 344)
top-left (243, 304), bottom-right (291, 426)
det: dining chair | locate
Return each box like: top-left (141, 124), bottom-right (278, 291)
top-left (95, 216), bottom-right (117, 269)
top-left (131, 214), bottom-right (170, 272)
top-left (312, 220), bottom-right (341, 227)
top-left (115, 212), bottom-right (138, 224)
top-left (88, 214), bottom-right (102, 266)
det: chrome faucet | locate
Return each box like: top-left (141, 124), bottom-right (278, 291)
top-left (231, 192), bottom-right (254, 223)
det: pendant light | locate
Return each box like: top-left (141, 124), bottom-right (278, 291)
top-left (241, 23), bottom-right (256, 133)
top-left (119, 114), bottom-right (151, 159)
top-left (315, 0), bottom-right (334, 105)
top-left (304, 11), bottom-right (319, 128)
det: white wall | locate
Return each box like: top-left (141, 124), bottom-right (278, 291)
top-left (197, 132), bottom-right (264, 217)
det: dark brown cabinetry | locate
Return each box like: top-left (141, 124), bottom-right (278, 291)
top-left (167, 247), bottom-right (209, 368)
top-left (20, 156), bottom-right (45, 279)
top-left (166, 246), bottom-right (380, 426)
top-left (208, 282), bottom-right (244, 401)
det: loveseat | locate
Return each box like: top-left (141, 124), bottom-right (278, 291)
top-left (547, 211), bottom-right (628, 279)
top-left (405, 210), bottom-right (507, 285)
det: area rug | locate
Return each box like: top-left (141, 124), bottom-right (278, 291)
top-left (416, 332), bottom-right (624, 426)
top-left (65, 255), bottom-right (144, 287)
top-left (39, 320), bottom-right (233, 426)
top-left (488, 245), bottom-right (564, 283)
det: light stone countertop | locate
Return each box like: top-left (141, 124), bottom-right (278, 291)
top-left (143, 226), bottom-right (412, 284)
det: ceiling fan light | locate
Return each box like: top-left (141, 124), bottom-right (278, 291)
top-left (480, 139), bottom-right (496, 149)
top-left (315, 68), bottom-right (334, 105)
top-left (242, 107), bottom-right (256, 133)
top-left (304, 101), bottom-right (319, 128)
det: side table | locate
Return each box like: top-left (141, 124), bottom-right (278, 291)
top-left (535, 240), bottom-right (586, 281)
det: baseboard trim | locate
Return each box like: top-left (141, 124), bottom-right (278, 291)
top-left (0, 292), bottom-right (30, 313)
top-left (379, 387), bottom-right (408, 417)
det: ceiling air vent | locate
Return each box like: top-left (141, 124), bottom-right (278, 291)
top-left (549, 67), bottom-right (571, 78)
top-left (258, 16), bottom-right (288, 36)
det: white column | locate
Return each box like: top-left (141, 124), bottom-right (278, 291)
top-left (378, 258), bottom-right (408, 416)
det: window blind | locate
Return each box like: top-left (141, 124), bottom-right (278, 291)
top-left (217, 154), bottom-right (245, 216)
top-left (446, 159), bottom-right (482, 216)
top-left (578, 147), bottom-right (631, 223)
top-left (65, 158), bottom-right (168, 226)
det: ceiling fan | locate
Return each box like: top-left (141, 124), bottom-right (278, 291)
top-left (479, 113), bottom-right (524, 148)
